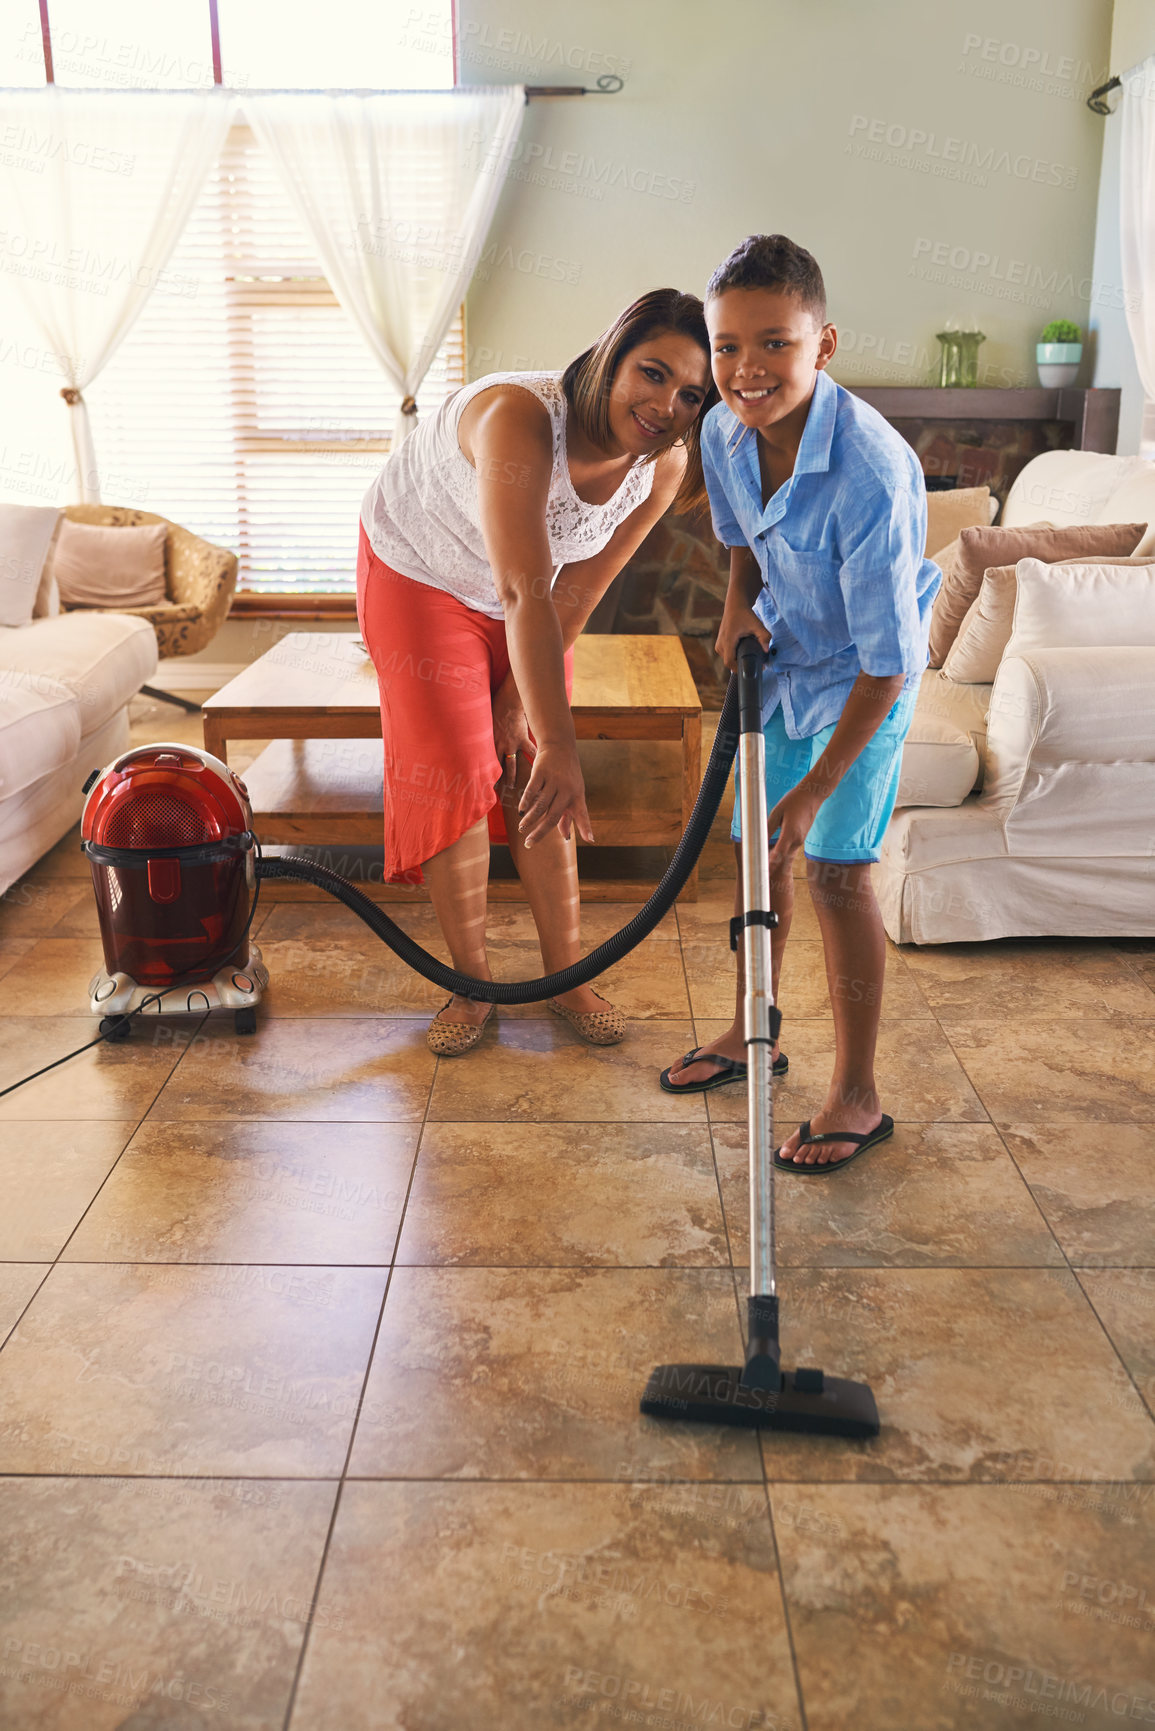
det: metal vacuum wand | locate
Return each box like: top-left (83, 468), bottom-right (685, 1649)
top-left (639, 636), bottom-right (881, 1437)
top-left (736, 633), bottom-right (783, 1391)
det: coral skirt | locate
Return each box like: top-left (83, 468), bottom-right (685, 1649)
top-left (355, 525), bottom-right (574, 883)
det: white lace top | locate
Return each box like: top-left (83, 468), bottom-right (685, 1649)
top-left (359, 370), bottom-right (656, 619)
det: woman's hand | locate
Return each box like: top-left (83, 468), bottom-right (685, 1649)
top-left (518, 742), bottom-right (594, 849)
top-left (493, 671), bottom-right (531, 796)
top-left (716, 603), bottom-right (770, 673)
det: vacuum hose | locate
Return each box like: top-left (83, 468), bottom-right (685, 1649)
top-left (257, 671), bottom-right (742, 1005)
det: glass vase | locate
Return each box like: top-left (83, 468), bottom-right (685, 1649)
top-left (936, 330), bottom-right (986, 387)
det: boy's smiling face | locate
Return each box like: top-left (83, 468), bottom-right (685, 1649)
top-left (706, 286), bottom-right (837, 443)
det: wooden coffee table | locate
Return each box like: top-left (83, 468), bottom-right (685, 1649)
top-left (202, 632), bottom-right (703, 899)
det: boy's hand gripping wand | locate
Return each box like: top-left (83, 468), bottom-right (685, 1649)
top-left (640, 637), bottom-right (881, 1437)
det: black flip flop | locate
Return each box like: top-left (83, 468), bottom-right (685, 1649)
top-left (659, 1045), bottom-right (789, 1095)
top-left (773, 1114), bottom-right (894, 1175)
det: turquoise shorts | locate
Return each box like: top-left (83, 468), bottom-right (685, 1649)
top-left (730, 691), bottom-right (917, 864)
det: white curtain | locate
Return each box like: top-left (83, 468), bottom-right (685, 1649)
top-left (1120, 57), bottom-right (1155, 430)
top-left (246, 87), bottom-right (524, 443)
top-left (0, 88), bottom-right (235, 502)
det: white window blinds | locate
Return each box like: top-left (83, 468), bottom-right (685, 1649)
top-left (85, 122), bottom-right (465, 594)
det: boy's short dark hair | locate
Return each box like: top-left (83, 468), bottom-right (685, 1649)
top-left (706, 234), bottom-right (827, 325)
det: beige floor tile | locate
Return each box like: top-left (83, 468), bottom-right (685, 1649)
top-left (0, 878), bottom-right (93, 938)
top-left (48, 890), bottom-right (107, 938)
top-left (700, 1017), bottom-right (989, 1125)
top-left (0, 937), bottom-right (108, 1017)
top-left (715, 1121), bottom-right (1064, 1267)
top-left (0, 1475), bottom-right (334, 1731)
top-left (1076, 1269), bottom-right (1155, 1420)
top-left (0, 1015), bottom-right (199, 1123)
top-left (0, 1122), bottom-right (135, 1259)
top-left (753, 1268), bottom-right (1155, 1482)
top-left (428, 1018), bottom-right (708, 1123)
top-left (128, 690), bottom-right (215, 739)
top-left (1001, 1125), bottom-right (1155, 1264)
top-left (62, 1121), bottom-right (418, 1264)
top-left (0, 1264), bottom-right (48, 1340)
top-left (772, 1484), bottom-right (1155, 1731)
top-left (478, 936), bottom-right (690, 1020)
top-left (0, 1262), bottom-right (386, 1476)
top-left (0, 937), bottom-right (36, 983)
top-left (942, 1020), bottom-right (1155, 1123)
top-left (903, 939), bottom-right (1155, 1019)
top-left (290, 1481), bottom-right (800, 1731)
top-left (1122, 949), bottom-right (1155, 991)
top-left (147, 1017), bottom-right (435, 1121)
top-left (396, 1122), bottom-right (727, 1267)
top-left (683, 939), bottom-right (932, 1022)
top-left (257, 932), bottom-right (445, 1018)
top-left (349, 1267), bottom-right (759, 1481)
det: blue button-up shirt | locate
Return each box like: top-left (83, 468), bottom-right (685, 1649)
top-left (701, 368), bottom-right (942, 737)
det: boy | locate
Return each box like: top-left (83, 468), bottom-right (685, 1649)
top-left (660, 234), bottom-right (940, 1172)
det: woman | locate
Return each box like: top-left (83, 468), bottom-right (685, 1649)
top-left (357, 289), bottom-right (716, 1055)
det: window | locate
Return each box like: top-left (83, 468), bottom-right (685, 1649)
top-left (217, 0), bottom-right (453, 91)
top-left (38, 0), bottom-right (214, 88)
top-left (87, 124), bottom-right (465, 595)
top-left (12, 0), bottom-right (460, 596)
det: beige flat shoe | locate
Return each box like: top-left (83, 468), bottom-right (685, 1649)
top-left (426, 1000), bottom-right (493, 1056)
top-left (547, 991), bottom-right (626, 1046)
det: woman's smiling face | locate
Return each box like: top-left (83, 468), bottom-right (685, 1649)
top-left (706, 286), bottom-right (837, 435)
top-left (604, 329), bottom-right (711, 457)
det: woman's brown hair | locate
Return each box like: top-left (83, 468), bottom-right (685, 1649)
top-left (562, 288), bottom-right (718, 517)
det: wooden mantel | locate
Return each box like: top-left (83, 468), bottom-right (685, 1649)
top-left (846, 386), bottom-right (1120, 453)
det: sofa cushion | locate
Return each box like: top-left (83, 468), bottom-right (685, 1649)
top-left (0, 504), bottom-right (61, 628)
top-left (1002, 451), bottom-right (1144, 530)
top-left (0, 670), bottom-right (80, 799)
top-left (944, 552), bottom-right (1155, 684)
top-left (896, 704), bottom-right (980, 809)
top-left (916, 667), bottom-right (991, 747)
top-left (1006, 557), bottom-right (1155, 658)
top-left (0, 612), bottom-right (158, 733)
top-left (943, 567), bottom-right (1016, 684)
top-left (925, 487), bottom-right (992, 560)
top-left (927, 520), bottom-right (1147, 667)
top-left (1092, 468), bottom-right (1155, 553)
top-left (54, 520), bottom-right (167, 610)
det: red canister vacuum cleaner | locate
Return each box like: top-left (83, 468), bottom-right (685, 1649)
top-left (80, 743), bottom-right (267, 1037)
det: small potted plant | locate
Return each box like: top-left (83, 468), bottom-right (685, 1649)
top-left (1036, 319), bottom-right (1083, 387)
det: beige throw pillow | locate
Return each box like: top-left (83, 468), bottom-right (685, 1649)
top-left (1008, 555), bottom-right (1155, 655)
top-left (924, 487), bottom-right (992, 561)
top-left (927, 520), bottom-right (1147, 668)
top-left (942, 552), bottom-right (1155, 684)
top-left (54, 520), bottom-right (167, 610)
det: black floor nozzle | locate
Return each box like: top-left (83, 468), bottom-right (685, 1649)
top-left (639, 1362), bottom-right (880, 1438)
top-left (640, 1291), bottom-right (880, 1438)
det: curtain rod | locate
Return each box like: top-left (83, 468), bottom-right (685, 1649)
top-left (5, 78), bottom-right (625, 100)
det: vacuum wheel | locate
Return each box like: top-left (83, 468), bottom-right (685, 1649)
top-left (234, 1007), bottom-right (257, 1036)
top-left (100, 1015), bottom-right (131, 1042)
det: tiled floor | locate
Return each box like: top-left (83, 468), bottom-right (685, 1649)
top-left (0, 694), bottom-right (1153, 1729)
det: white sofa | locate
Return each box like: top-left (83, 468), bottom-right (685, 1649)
top-left (879, 449), bottom-right (1155, 943)
top-left (1, 610), bottom-right (157, 897)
